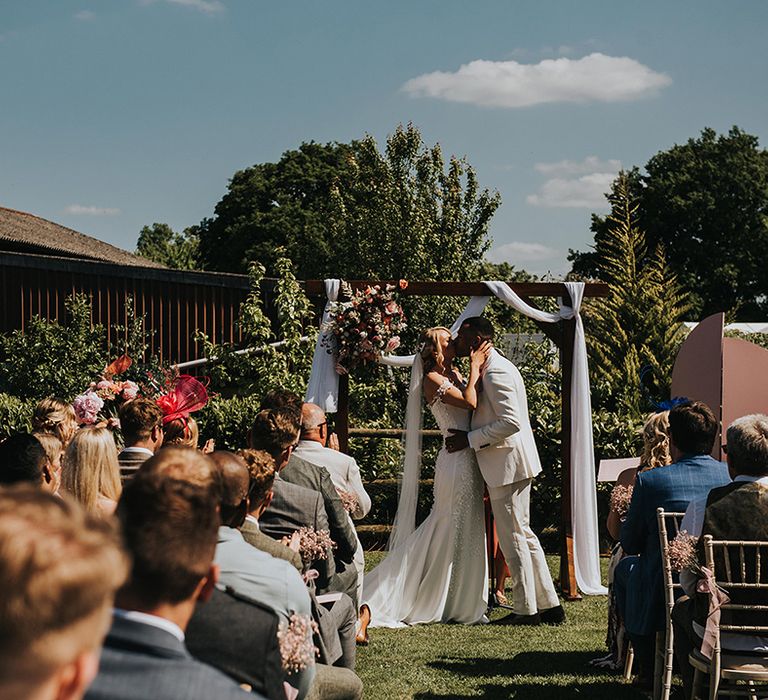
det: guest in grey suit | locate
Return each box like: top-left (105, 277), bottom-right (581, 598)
top-left (85, 461), bottom-right (254, 700)
top-left (116, 398), bottom-right (164, 481)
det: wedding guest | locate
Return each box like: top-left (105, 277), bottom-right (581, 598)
top-left (31, 397), bottom-right (79, 447)
top-left (672, 414), bottom-right (768, 698)
top-left (85, 470), bottom-right (253, 700)
top-left (0, 432), bottom-right (58, 491)
top-left (210, 452), bottom-right (363, 700)
top-left (163, 415), bottom-right (215, 453)
top-left (592, 410), bottom-right (673, 670)
top-left (117, 397), bottom-right (164, 480)
top-left (0, 486), bottom-right (128, 700)
top-left (295, 403), bottom-right (371, 608)
top-left (237, 449), bottom-right (359, 674)
top-left (33, 431), bottom-right (65, 494)
top-left (61, 426), bottom-right (122, 518)
top-left (615, 401), bottom-right (729, 688)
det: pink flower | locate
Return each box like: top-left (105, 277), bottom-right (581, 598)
top-left (609, 484), bottom-right (634, 519)
top-left (669, 531), bottom-right (699, 572)
top-left (120, 380), bottom-right (139, 400)
top-left (72, 391), bottom-right (104, 425)
top-left (337, 489), bottom-right (358, 514)
top-left (385, 336), bottom-right (401, 353)
top-left (277, 613), bottom-right (319, 674)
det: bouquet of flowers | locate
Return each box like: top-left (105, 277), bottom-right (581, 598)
top-left (322, 280), bottom-right (408, 372)
top-left (609, 484), bottom-right (634, 519)
top-left (72, 355), bottom-right (141, 425)
top-left (337, 488), bottom-right (358, 515)
top-left (281, 527), bottom-right (336, 565)
top-left (277, 613), bottom-right (319, 674)
top-left (668, 530), bottom-right (699, 572)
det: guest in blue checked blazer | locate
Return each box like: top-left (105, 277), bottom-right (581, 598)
top-left (615, 401), bottom-right (729, 686)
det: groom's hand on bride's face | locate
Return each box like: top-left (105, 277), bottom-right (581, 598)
top-left (445, 429), bottom-right (469, 453)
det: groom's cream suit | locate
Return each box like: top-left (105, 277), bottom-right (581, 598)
top-left (468, 348), bottom-right (559, 616)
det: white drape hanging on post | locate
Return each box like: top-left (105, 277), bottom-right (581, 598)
top-left (304, 279), bottom-right (606, 595)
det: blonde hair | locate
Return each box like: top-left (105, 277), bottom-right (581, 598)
top-left (61, 427), bottom-right (122, 514)
top-left (31, 398), bottom-right (78, 447)
top-left (419, 326), bottom-right (451, 374)
top-left (238, 448), bottom-right (277, 506)
top-left (0, 485), bottom-right (128, 686)
top-left (639, 411), bottom-right (672, 471)
top-left (163, 415), bottom-right (199, 448)
top-left (32, 431), bottom-right (64, 467)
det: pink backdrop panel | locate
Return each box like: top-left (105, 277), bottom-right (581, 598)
top-left (722, 337), bottom-right (768, 438)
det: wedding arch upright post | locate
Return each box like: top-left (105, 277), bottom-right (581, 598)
top-left (304, 280), bottom-right (609, 600)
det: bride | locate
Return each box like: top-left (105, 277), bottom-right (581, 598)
top-left (362, 326), bottom-right (491, 627)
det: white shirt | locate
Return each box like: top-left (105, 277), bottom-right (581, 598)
top-left (294, 440), bottom-right (371, 519)
top-left (120, 446), bottom-right (154, 458)
top-left (113, 608), bottom-right (185, 642)
top-left (244, 514), bottom-right (259, 530)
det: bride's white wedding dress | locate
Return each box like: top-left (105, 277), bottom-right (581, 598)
top-left (362, 380), bottom-right (488, 627)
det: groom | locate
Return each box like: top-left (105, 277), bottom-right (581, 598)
top-left (445, 316), bottom-right (565, 626)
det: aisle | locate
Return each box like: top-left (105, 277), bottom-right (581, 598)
top-left (357, 554), bottom-right (648, 699)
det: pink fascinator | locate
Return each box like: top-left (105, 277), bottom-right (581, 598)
top-left (156, 375), bottom-right (209, 424)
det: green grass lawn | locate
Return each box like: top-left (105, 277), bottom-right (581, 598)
top-left (357, 553), bottom-right (648, 699)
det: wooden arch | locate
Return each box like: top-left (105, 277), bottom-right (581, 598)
top-left (305, 280), bottom-right (609, 599)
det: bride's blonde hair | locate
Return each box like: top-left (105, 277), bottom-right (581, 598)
top-left (418, 327), bottom-right (451, 374)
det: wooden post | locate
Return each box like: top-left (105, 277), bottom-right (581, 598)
top-left (336, 373), bottom-right (350, 454)
top-left (559, 306), bottom-right (581, 601)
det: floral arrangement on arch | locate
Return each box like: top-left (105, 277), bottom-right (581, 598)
top-left (72, 355), bottom-right (141, 426)
top-left (322, 280), bottom-right (408, 373)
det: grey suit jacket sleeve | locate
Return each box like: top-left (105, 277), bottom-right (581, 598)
top-left (317, 467), bottom-right (357, 563)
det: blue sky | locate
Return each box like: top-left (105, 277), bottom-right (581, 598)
top-left (2, 0), bottom-right (767, 275)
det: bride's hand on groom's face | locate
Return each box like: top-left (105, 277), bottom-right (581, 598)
top-left (445, 429), bottom-right (469, 453)
top-left (470, 341), bottom-right (492, 370)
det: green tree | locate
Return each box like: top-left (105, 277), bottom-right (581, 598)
top-left (570, 127), bottom-right (768, 319)
top-left (583, 172), bottom-right (691, 416)
top-left (136, 222), bottom-right (201, 270)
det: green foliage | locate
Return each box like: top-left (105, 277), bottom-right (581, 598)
top-left (195, 394), bottom-right (262, 452)
top-left (136, 222), bottom-right (201, 270)
top-left (571, 127), bottom-right (768, 319)
top-left (580, 172), bottom-right (690, 417)
top-left (0, 394), bottom-right (35, 440)
top-left (0, 295), bottom-right (107, 401)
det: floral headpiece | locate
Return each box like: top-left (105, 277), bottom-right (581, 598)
top-left (156, 375), bottom-right (209, 425)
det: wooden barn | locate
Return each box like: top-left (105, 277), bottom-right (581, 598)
top-left (0, 207), bottom-right (257, 364)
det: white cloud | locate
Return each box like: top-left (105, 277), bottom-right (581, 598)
top-left (402, 52), bottom-right (671, 108)
top-left (534, 156), bottom-right (622, 176)
top-left (74, 10), bottom-right (95, 21)
top-left (141, 0), bottom-right (225, 14)
top-left (64, 204), bottom-right (121, 216)
top-left (526, 172), bottom-right (617, 208)
top-left (488, 242), bottom-right (558, 263)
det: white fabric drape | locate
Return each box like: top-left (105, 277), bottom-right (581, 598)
top-left (305, 279), bottom-right (341, 412)
top-left (304, 279), bottom-right (606, 595)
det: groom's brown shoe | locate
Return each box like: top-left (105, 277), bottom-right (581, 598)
top-left (540, 605), bottom-right (566, 625)
top-left (492, 612), bottom-right (541, 626)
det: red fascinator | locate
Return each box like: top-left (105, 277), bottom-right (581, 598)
top-left (156, 375), bottom-right (209, 424)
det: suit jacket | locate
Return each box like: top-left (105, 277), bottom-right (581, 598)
top-left (117, 447), bottom-right (152, 482)
top-left (85, 614), bottom-right (253, 700)
top-left (468, 349), bottom-right (542, 487)
top-left (186, 587), bottom-right (284, 700)
top-left (694, 479), bottom-right (768, 629)
top-left (242, 517), bottom-right (303, 572)
top-left (281, 454), bottom-right (358, 563)
top-left (620, 454), bottom-right (730, 635)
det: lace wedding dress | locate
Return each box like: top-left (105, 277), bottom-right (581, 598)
top-left (362, 380), bottom-right (488, 627)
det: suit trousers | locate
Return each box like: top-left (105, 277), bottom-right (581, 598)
top-left (488, 478), bottom-right (560, 616)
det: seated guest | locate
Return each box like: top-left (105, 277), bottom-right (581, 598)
top-left (117, 398), bottom-right (164, 480)
top-left (673, 414), bottom-right (768, 698)
top-left (85, 470), bottom-right (253, 700)
top-left (31, 397), bottom-right (79, 447)
top-left (210, 452), bottom-right (363, 700)
top-left (61, 426), bottom-right (122, 518)
top-left (0, 433), bottom-right (58, 491)
top-left (163, 415), bottom-right (215, 453)
top-left (32, 431), bottom-right (66, 494)
top-left (295, 403), bottom-right (371, 609)
top-left (615, 400), bottom-right (730, 687)
top-left (0, 486), bottom-right (128, 700)
top-left (236, 449), bottom-right (359, 671)
top-left (260, 394), bottom-right (358, 573)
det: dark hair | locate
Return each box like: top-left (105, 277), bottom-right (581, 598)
top-left (249, 408), bottom-right (299, 458)
top-left (0, 434), bottom-right (48, 486)
top-left (119, 398), bottom-right (164, 446)
top-left (668, 401), bottom-right (717, 456)
top-left (116, 472), bottom-right (219, 607)
top-left (460, 316), bottom-right (494, 341)
top-left (260, 389), bottom-right (302, 412)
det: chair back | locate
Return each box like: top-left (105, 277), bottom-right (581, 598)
top-left (657, 508), bottom-right (686, 612)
